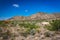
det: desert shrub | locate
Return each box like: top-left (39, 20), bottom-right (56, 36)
top-left (44, 32), bottom-right (50, 37)
top-left (0, 21), bottom-right (8, 27)
top-left (20, 32), bottom-right (28, 37)
top-left (50, 20), bottom-right (60, 31)
top-left (29, 29), bottom-right (36, 35)
top-left (19, 22), bottom-right (39, 29)
top-left (9, 21), bottom-right (18, 27)
top-left (0, 30), bottom-right (12, 40)
top-left (45, 25), bottom-right (52, 31)
top-left (19, 22), bottom-right (40, 36)
top-left (45, 20), bottom-right (60, 31)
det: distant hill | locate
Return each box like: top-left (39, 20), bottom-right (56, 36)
top-left (8, 12), bottom-right (60, 21)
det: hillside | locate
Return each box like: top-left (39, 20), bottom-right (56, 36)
top-left (0, 12), bottom-right (60, 40)
top-left (8, 12), bottom-right (60, 21)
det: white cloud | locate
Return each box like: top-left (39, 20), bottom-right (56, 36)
top-left (13, 4), bottom-right (19, 8)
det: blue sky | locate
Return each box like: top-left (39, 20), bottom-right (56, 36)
top-left (0, 0), bottom-right (60, 20)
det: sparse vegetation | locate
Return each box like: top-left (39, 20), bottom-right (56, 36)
top-left (0, 12), bottom-right (60, 40)
top-left (0, 21), bottom-right (8, 27)
top-left (0, 19), bottom-right (60, 40)
top-left (45, 20), bottom-right (60, 31)
top-left (19, 22), bottom-right (40, 37)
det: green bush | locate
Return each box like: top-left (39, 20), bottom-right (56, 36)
top-left (0, 21), bottom-right (8, 27)
top-left (19, 22), bottom-right (39, 29)
top-left (19, 22), bottom-right (40, 36)
top-left (45, 20), bottom-right (60, 31)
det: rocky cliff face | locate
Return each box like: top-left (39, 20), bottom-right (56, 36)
top-left (8, 12), bottom-right (60, 21)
